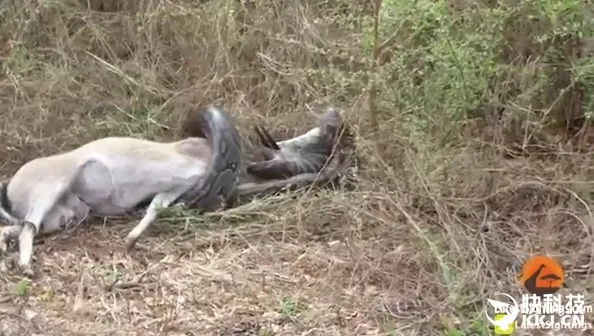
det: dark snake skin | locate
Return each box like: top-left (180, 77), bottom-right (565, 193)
top-left (177, 106), bottom-right (243, 212)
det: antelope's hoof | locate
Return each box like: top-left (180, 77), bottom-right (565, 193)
top-left (125, 237), bottom-right (149, 253)
top-left (124, 238), bottom-right (136, 254)
top-left (20, 264), bottom-right (35, 278)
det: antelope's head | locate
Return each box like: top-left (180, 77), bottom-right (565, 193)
top-left (247, 107), bottom-right (355, 180)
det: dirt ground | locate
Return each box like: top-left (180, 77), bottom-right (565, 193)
top-left (0, 1), bottom-right (592, 335)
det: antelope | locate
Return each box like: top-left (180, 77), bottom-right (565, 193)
top-left (0, 106), bottom-right (355, 277)
top-left (0, 106), bottom-right (242, 277)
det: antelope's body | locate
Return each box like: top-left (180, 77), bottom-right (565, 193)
top-left (0, 106), bottom-right (353, 277)
top-left (0, 106), bottom-right (241, 276)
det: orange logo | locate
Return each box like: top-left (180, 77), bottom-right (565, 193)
top-left (517, 255), bottom-right (564, 295)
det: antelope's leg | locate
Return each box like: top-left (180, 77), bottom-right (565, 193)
top-left (246, 158), bottom-right (296, 180)
top-left (125, 191), bottom-right (181, 252)
top-left (19, 185), bottom-right (68, 277)
top-left (61, 195), bottom-right (91, 234)
top-left (239, 153), bottom-right (351, 200)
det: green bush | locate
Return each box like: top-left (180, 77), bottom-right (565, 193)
top-left (358, 0), bottom-right (593, 140)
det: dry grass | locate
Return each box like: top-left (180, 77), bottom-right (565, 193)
top-left (0, 0), bottom-right (592, 335)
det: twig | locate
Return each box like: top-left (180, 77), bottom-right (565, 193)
top-left (105, 257), bottom-right (165, 291)
top-left (72, 267), bottom-right (86, 313)
top-left (368, 0), bottom-right (384, 131)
